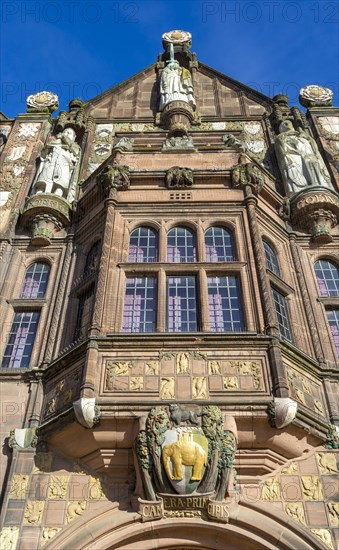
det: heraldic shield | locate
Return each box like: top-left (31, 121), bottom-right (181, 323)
top-left (135, 404), bottom-right (237, 505)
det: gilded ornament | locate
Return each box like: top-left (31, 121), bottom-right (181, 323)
top-left (162, 431), bottom-right (207, 482)
top-left (0, 527), bottom-right (19, 550)
top-left (89, 476), bottom-right (107, 499)
top-left (294, 389), bottom-right (306, 405)
top-left (9, 474), bottom-right (29, 499)
top-left (145, 361), bottom-right (159, 375)
top-left (316, 453), bottom-right (338, 474)
top-left (284, 502), bottom-right (306, 525)
top-left (66, 500), bottom-right (86, 523)
top-left (160, 377), bottom-right (175, 399)
top-left (261, 477), bottom-right (281, 500)
top-left (208, 360), bottom-right (221, 375)
top-left (130, 377), bottom-right (144, 391)
top-left (176, 352), bottom-right (190, 374)
top-left (301, 476), bottom-right (323, 500)
top-left (302, 379), bottom-right (312, 394)
top-left (327, 502), bottom-right (339, 527)
top-left (192, 377), bottom-right (207, 399)
top-left (314, 400), bottom-right (324, 415)
top-left (223, 376), bottom-right (238, 390)
top-left (282, 462), bottom-right (298, 474)
top-left (310, 529), bottom-right (334, 550)
top-left (24, 500), bottom-right (44, 525)
top-left (40, 528), bottom-right (61, 547)
top-left (47, 476), bottom-right (68, 499)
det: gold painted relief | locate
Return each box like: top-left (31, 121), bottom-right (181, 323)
top-left (311, 529), bottom-right (334, 550)
top-left (301, 476), bottom-right (323, 500)
top-left (192, 377), bottom-right (207, 399)
top-left (8, 474), bottom-right (29, 499)
top-left (0, 527), bottom-right (19, 550)
top-left (176, 353), bottom-right (190, 374)
top-left (66, 501), bottom-right (86, 523)
top-left (160, 377), bottom-right (175, 399)
top-left (162, 432), bottom-right (207, 482)
top-left (261, 477), bottom-right (281, 500)
top-left (24, 500), bottom-right (44, 525)
top-left (130, 377), bottom-right (144, 391)
top-left (145, 361), bottom-right (159, 375)
top-left (316, 453), bottom-right (338, 474)
top-left (284, 502), bottom-right (306, 525)
top-left (327, 502), bottom-right (339, 527)
top-left (47, 476), bottom-right (68, 499)
top-left (41, 528), bottom-right (61, 547)
top-left (89, 476), bottom-right (107, 499)
top-left (223, 376), bottom-right (239, 390)
top-left (208, 360), bottom-right (221, 375)
top-left (282, 462), bottom-right (298, 474)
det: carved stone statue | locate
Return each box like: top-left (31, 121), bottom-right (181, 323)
top-left (32, 127), bottom-right (80, 200)
top-left (275, 120), bottom-right (333, 194)
top-left (159, 45), bottom-right (195, 111)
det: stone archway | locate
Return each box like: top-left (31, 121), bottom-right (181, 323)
top-left (45, 499), bottom-right (326, 550)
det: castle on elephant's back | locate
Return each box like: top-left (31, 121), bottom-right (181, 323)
top-left (0, 29), bottom-right (339, 550)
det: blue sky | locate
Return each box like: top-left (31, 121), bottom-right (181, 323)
top-left (1, 0), bottom-right (338, 118)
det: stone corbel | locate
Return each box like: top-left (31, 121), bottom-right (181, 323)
top-left (73, 397), bottom-right (101, 429)
top-left (8, 427), bottom-right (39, 449)
top-left (165, 166), bottom-right (193, 188)
top-left (231, 154), bottom-right (265, 196)
top-left (267, 397), bottom-right (298, 429)
top-left (290, 188), bottom-right (339, 244)
top-left (98, 163), bottom-right (130, 194)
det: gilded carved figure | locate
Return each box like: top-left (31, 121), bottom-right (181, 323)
top-left (32, 128), bottom-right (80, 200)
top-left (162, 431), bottom-right (207, 481)
top-left (275, 120), bottom-right (333, 194)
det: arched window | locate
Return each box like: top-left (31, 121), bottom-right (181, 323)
top-left (84, 241), bottom-right (101, 276)
top-left (167, 227), bottom-right (196, 262)
top-left (263, 240), bottom-right (280, 276)
top-left (205, 227), bottom-right (235, 262)
top-left (314, 259), bottom-right (339, 296)
top-left (128, 227), bottom-right (158, 263)
top-left (20, 262), bottom-right (50, 299)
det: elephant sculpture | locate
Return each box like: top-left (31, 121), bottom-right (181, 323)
top-left (162, 432), bottom-right (207, 481)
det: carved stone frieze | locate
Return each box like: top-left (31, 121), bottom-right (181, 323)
top-left (261, 477), bottom-right (281, 500)
top-left (43, 366), bottom-right (81, 420)
top-left (47, 476), bottom-right (69, 499)
top-left (286, 368), bottom-right (326, 418)
top-left (66, 501), bottom-right (86, 523)
top-left (8, 474), bottom-right (29, 499)
top-left (316, 452), bottom-right (338, 474)
top-left (327, 502), bottom-right (339, 527)
top-left (284, 502), bottom-right (306, 525)
top-left (310, 529), bottom-right (334, 550)
top-left (301, 476), bottom-right (323, 500)
top-left (41, 528), bottom-right (61, 547)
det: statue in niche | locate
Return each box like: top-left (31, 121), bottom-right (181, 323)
top-left (32, 127), bottom-right (80, 201)
top-left (275, 120), bottom-right (333, 194)
top-left (159, 43), bottom-right (195, 111)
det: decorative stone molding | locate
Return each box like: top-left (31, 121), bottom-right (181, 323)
top-left (289, 188), bottom-right (339, 244)
top-left (299, 85), bottom-right (333, 108)
top-left (267, 397), bottom-right (298, 429)
top-left (98, 163), bottom-right (130, 192)
top-left (165, 166), bottom-right (193, 188)
top-left (26, 91), bottom-right (59, 113)
top-left (162, 135), bottom-right (195, 150)
top-left (73, 397), bottom-right (101, 428)
top-left (21, 193), bottom-right (71, 245)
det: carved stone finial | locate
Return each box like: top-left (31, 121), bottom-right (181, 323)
top-left (162, 30), bottom-right (192, 49)
top-left (299, 85), bottom-right (333, 108)
top-left (165, 166), bottom-right (193, 188)
top-left (26, 91), bottom-right (59, 114)
top-left (55, 98), bottom-right (92, 139)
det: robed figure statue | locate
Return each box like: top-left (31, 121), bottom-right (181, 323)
top-left (159, 44), bottom-right (196, 111)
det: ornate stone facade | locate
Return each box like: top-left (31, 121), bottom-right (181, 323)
top-left (0, 31), bottom-right (338, 550)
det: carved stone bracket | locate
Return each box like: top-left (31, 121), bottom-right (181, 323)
top-left (9, 427), bottom-right (38, 449)
top-left (231, 155), bottom-right (265, 195)
top-left (73, 397), bottom-right (101, 429)
top-left (165, 166), bottom-right (193, 188)
top-left (161, 100), bottom-right (195, 134)
top-left (21, 193), bottom-right (71, 245)
top-left (97, 163), bottom-right (130, 194)
top-left (289, 188), bottom-right (339, 243)
top-left (267, 397), bottom-right (298, 429)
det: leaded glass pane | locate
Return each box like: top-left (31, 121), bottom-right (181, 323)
top-left (315, 260), bottom-right (339, 296)
top-left (84, 241), bottom-right (101, 276)
top-left (205, 227), bottom-right (235, 262)
top-left (128, 227), bottom-right (158, 262)
top-left (21, 263), bottom-right (50, 298)
top-left (167, 276), bottom-right (198, 332)
top-left (327, 310), bottom-right (339, 356)
top-left (263, 240), bottom-right (280, 276)
top-left (123, 277), bottom-right (157, 332)
top-left (271, 288), bottom-right (292, 342)
top-left (3, 311), bottom-right (40, 368)
top-left (208, 276), bottom-right (244, 331)
top-left (167, 227), bottom-right (196, 262)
